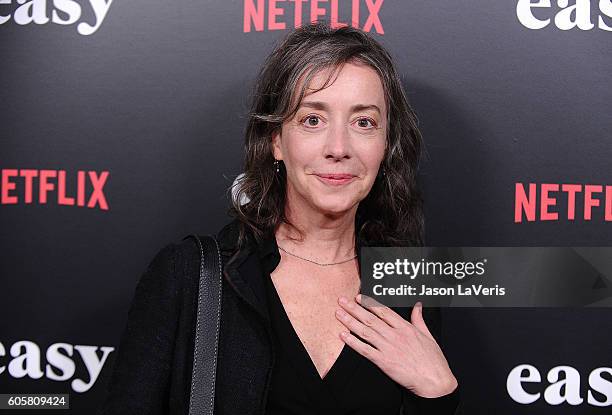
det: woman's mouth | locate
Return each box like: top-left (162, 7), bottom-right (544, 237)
top-left (314, 173), bottom-right (356, 186)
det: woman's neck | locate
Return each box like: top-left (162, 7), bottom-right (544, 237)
top-left (276, 203), bottom-right (358, 264)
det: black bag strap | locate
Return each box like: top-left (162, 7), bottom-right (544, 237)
top-left (183, 234), bottom-right (222, 415)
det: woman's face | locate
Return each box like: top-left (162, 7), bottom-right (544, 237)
top-left (272, 62), bottom-right (387, 217)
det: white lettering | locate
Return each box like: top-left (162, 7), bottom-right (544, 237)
top-left (588, 368), bottom-right (612, 406)
top-left (0, 339), bottom-right (115, 393)
top-left (71, 345), bottom-right (114, 393)
top-left (544, 366), bottom-right (583, 405)
top-left (507, 364), bottom-right (542, 404)
top-left (0, 0), bottom-right (112, 34)
top-left (517, 0), bottom-right (551, 29)
top-left (517, 0), bottom-right (612, 30)
top-left (77, 0), bottom-right (113, 35)
top-left (555, 0), bottom-right (594, 30)
top-left (8, 340), bottom-right (44, 379)
top-left (46, 343), bottom-right (76, 381)
top-left (599, 0), bottom-right (612, 30)
top-left (508, 364), bottom-right (612, 406)
top-left (52, 0), bottom-right (80, 25)
top-left (0, 341), bottom-right (5, 375)
top-left (0, 0), bottom-right (11, 25)
top-left (14, 0), bottom-right (49, 25)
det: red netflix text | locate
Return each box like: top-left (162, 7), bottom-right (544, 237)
top-left (1, 169), bottom-right (109, 211)
top-left (244, 0), bottom-right (385, 34)
top-left (515, 182), bottom-right (612, 223)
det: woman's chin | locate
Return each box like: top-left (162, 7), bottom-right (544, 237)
top-left (311, 200), bottom-right (357, 217)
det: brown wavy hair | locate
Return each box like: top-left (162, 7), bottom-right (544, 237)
top-left (227, 21), bottom-right (424, 248)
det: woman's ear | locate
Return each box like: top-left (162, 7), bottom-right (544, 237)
top-left (271, 130), bottom-right (283, 160)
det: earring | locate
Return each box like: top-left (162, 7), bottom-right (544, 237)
top-left (274, 160), bottom-right (280, 173)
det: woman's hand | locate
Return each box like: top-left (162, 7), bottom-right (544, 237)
top-left (335, 294), bottom-right (458, 398)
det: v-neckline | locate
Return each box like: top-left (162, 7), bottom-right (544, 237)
top-left (268, 274), bottom-right (351, 380)
top-left (265, 272), bottom-right (363, 411)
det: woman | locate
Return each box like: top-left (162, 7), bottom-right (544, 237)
top-left (98, 21), bottom-right (460, 415)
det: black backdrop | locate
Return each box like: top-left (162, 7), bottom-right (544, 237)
top-left (1, 1), bottom-right (611, 413)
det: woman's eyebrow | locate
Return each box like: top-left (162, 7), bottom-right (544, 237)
top-left (300, 100), bottom-right (381, 115)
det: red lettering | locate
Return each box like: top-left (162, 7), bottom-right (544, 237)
top-left (291, 0), bottom-right (307, 27)
top-left (363, 0), bottom-right (384, 34)
top-left (77, 171), bottom-right (86, 207)
top-left (561, 184), bottom-right (581, 220)
top-left (584, 185), bottom-right (602, 221)
top-left (269, 0), bottom-right (286, 30)
top-left (58, 170), bottom-right (75, 206)
top-left (310, 0), bottom-right (327, 23)
top-left (20, 169), bottom-right (38, 203)
top-left (244, 0), bottom-right (265, 32)
top-left (607, 186), bottom-right (612, 221)
top-left (243, 0), bottom-right (384, 33)
top-left (330, 0), bottom-right (348, 29)
top-left (1, 169), bottom-right (18, 204)
top-left (39, 170), bottom-right (57, 204)
top-left (0, 168), bottom-right (109, 211)
top-left (515, 182), bottom-right (611, 222)
top-left (352, 0), bottom-right (359, 27)
top-left (87, 171), bottom-right (109, 210)
top-left (540, 183), bottom-right (559, 221)
top-left (515, 182), bottom-right (537, 223)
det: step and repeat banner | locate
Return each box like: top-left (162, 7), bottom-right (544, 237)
top-left (1, 1), bottom-right (611, 414)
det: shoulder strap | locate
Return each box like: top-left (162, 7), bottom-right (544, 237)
top-left (183, 234), bottom-right (222, 415)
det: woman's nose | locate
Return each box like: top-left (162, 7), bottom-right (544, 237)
top-left (324, 122), bottom-right (352, 160)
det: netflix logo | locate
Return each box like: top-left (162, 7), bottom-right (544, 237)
top-left (244, 0), bottom-right (384, 34)
top-left (515, 182), bottom-right (612, 223)
top-left (1, 168), bottom-right (109, 211)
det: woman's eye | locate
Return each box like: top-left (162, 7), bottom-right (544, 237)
top-left (302, 115), bottom-right (321, 127)
top-left (300, 115), bottom-right (376, 129)
top-left (356, 118), bottom-right (377, 129)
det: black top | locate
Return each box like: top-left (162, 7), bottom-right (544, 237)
top-left (97, 219), bottom-right (460, 415)
top-left (257, 233), bottom-right (460, 415)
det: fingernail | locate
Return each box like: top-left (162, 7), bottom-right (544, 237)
top-left (339, 296), bottom-right (348, 304)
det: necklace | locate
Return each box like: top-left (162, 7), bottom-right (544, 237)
top-left (277, 244), bottom-right (357, 266)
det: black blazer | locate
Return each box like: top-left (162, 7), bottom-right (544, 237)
top-left (97, 219), bottom-right (460, 415)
